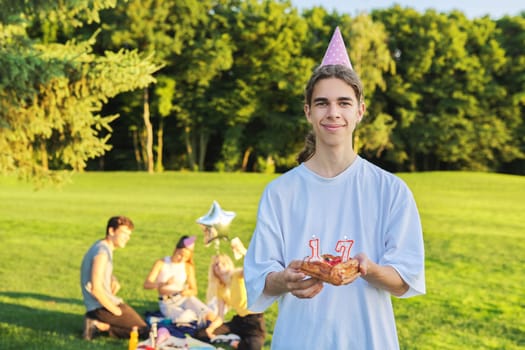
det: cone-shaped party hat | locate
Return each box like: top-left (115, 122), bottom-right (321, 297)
top-left (321, 27), bottom-right (353, 69)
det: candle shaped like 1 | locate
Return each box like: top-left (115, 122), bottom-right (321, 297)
top-left (307, 236), bottom-right (321, 261)
top-left (335, 238), bottom-right (354, 262)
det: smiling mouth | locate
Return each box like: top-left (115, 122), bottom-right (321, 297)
top-left (323, 124), bottom-right (344, 130)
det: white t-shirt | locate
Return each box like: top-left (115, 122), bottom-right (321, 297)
top-left (244, 156), bottom-right (426, 350)
top-left (157, 256), bottom-right (187, 295)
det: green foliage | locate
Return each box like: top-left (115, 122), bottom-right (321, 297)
top-left (0, 171), bottom-right (524, 349)
top-left (216, 126), bottom-right (243, 171)
top-left (342, 14), bottom-right (397, 157)
top-left (100, 0), bottom-right (236, 170)
top-left (0, 0), bottom-right (119, 27)
top-left (494, 15), bottom-right (525, 170)
top-left (0, 0), bottom-right (160, 184)
top-left (373, 8), bottom-right (524, 171)
top-left (2, 1), bottom-right (525, 183)
top-left (356, 112), bottom-right (396, 157)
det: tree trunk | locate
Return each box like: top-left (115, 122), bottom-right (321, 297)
top-left (131, 127), bottom-right (143, 170)
top-left (40, 142), bottom-right (48, 171)
top-left (156, 116), bottom-right (164, 172)
top-left (242, 147), bottom-right (252, 171)
top-left (408, 149), bottom-right (416, 172)
top-left (184, 126), bottom-right (195, 170)
top-left (198, 131), bottom-right (208, 171)
top-left (143, 87), bottom-right (154, 173)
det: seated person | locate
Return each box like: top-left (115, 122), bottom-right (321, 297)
top-left (196, 253), bottom-right (266, 350)
top-left (80, 215), bottom-right (148, 340)
top-left (143, 235), bottom-right (221, 338)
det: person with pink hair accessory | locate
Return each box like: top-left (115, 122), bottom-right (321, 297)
top-left (243, 27), bottom-right (425, 349)
top-left (143, 235), bottom-right (222, 338)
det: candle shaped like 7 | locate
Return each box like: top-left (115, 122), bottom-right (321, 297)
top-left (335, 238), bottom-right (354, 262)
top-left (307, 236), bottom-right (321, 261)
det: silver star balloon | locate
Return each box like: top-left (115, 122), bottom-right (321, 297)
top-left (196, 200), bottom-right (236, 246)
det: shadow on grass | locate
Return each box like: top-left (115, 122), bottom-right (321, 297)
top-left (0, 291), bottom-right (83, 306)
top-left (0, 300), bottom-right (85, 337)
top-left (0, 296), bottom-right (124, 349)
top-left (0, 292), bottom-right (154, 339)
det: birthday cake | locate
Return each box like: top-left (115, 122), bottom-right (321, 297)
top-left (300, 254), bottom-right (360, 286)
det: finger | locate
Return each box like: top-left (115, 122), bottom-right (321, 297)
top-left (288, 260), bottom-right (304, 269)
top-left (342, 272), bottom-right (361, 285)
top-left (292, 282), bottom-right (324, 299)
top-left (283, 267), bottom-right (307, 283)
top-left (289, 276), bottom-right (322, 293)
top-left (289, 271), bottom-right (307, 283)
top-left (359, 263), bottom-right (367, 276)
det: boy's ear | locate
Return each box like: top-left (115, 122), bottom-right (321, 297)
top-left (304, 104), bottom-right (312, 123)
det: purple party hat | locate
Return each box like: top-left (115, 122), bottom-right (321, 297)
top-left (321, 27), bottom-right (353, 69)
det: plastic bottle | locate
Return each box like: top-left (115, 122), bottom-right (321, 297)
top-left (149, 322), bottom-right (158, 349)
top-left (128, 326), bottom-right (139, 350)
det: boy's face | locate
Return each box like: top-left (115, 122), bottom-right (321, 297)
top-left (304, 77), bottom-right (365, 149)
top-left (111, 225), bottom-right (132, 248)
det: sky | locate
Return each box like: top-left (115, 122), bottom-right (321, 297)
top-left (290, 0), bottom-right (524, 19)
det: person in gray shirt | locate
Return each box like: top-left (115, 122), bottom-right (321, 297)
top-left (80, 215), bottom-right (148, 340)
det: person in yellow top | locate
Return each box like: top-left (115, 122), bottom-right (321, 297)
top-left (196, 253), bottom-right (266, 350)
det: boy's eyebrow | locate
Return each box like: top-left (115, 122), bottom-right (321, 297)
top-left (313, 96), bottom-right (354, 103)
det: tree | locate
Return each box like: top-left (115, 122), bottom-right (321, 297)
top-left (341, 13), bottom-right (396, 159)
top-left (374, 7), bottom-right (523, 171)
top-left (437, 13), bottom-right (517, 170)
top-left (495, 14), bottom-right (525, 173)
top-left (372, 6), bottom-right (443, 170)
top-left (228, 0), bottom-right (312, 172)
top-left (99, 0), bottom-right (234, 171)
top-left (175, 0), bottom-right (311, 172)
top-left (0, 0), bottom-right (160, 184)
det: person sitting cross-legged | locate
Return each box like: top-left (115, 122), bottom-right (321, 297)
top-left (143, 235), bottom-right (222, 338)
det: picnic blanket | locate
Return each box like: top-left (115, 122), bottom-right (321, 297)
top-left (142, 311), bottom-right (238, 350)
top-left (137, 335), bottom-right (215, 349)
top-left (145, 310), bottom-right (203, 338)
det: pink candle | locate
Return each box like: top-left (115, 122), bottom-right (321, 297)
top-left (307, 236), bottom-right (321, 261)
top-left (335, 238), bottom-right (354, 262)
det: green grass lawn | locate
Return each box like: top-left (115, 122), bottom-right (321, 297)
top-left (0, 171), bottom-right (524, 349)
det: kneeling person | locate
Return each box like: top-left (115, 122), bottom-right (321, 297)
top-left (80, 216), bottom-right (148, 339)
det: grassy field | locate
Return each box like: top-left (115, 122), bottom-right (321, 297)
top-left (0, 171), bottom-right (524, 349)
